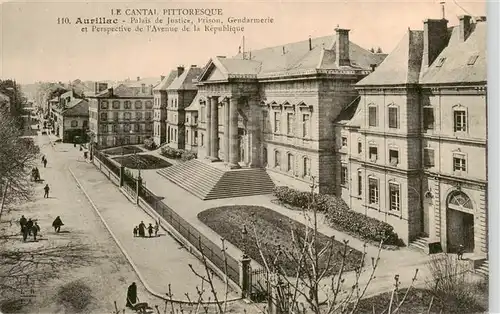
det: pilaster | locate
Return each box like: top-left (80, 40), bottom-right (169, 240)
top-left (205, 97), bottom-right (212, 159)
top-left (228, 96), bottom-right (241, 169)
top-left (210, 96), bottom-right (220, 161)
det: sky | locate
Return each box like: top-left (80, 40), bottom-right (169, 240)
top-left (0, 0), bottom-right (486, 84)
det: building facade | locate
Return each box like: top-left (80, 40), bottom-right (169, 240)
top-left (88, 81), bottom-right (156, 148)
top-left (191, 28), bottom-right (386, 193)
top-left (334, 16), bottom-right (487, 256)
top-left (153, 71), bottom-right (177, 147)
top-left (52, 90), bottom-right (89, 142)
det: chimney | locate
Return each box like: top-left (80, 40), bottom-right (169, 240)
top-left (160, 75), bottom-right (166, 81)
top-left (141, 83), bottom-right (146, 93)
top-left (422, 19), bottom-right (449, 68)
top-left (177, 66), bottom-right (185, 77)
top-left (109, 87), bottom-right (113, 97)
top-left (309, 36), bottom-right (312, 51)
top-left (459, 15), bottom-right (472, 42)
top-left (136, 76), bottom-right (140, 81)
top-left (335, 27), bottom-right (351, 66)
top-left (370, 64), bottom-right (377, 71)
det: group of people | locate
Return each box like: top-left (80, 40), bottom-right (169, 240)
top-left (31, 167), bottom-right (40, 181)
top-left (133, 220), bottom-right (159, 238)
top-left (19, 215), bottom-right (41, 242)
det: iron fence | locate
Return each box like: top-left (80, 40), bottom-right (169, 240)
top-left (250, 267), bottom-right (270, 302)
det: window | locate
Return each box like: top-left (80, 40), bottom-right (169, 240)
top-left (274, 112), bottom-right (281, 133)
top-left (424, 148), bottom-right (435, 168)
top-left (201, 133), bottom-right (204, 146)
top-left (389, 183), bottom-right (400, 211)
top-left (70, 120), bottom-right (78, 127)
top-left (113, 112), bottom-right (119, 121)
top-left (100, 112), bottom-right (108, 121)
top-left (453, 154), bottom-right (467, 172)
top-left (388, 107), bottom-right (399, 129)
top-left (389, 149), bottom-right (399, 166)
top-left (467, 55), bottom-right (479, 66)
top-left (194, 131), bottom-right (198, 145)
top-left (368, 106), bottom-right (377, 127)
top-left (436, 57), bottom-right (446, 67)
top-left (287, 113), bottom-right (295, 135)
top-left (137, 136), bottom-right (141, 144)
top-left (454, 110), bottom-right (467, 132)
top-left (123, 124), bottom-right (130, 132)
top-left (124, 112), bottom-right (131, 120)
top-left (341, 137), bottom-right (348, 148)
top-left (274, 150), bottom-right (281, 168)
top-left (358, 142), bottom-right (362, 154)
top-left (135, 101), bottom-right (143, 109)
top-left (357, 170), bottom-right (362, 195)
top-left (341, 164), bottom-right (348, 186)
top-left (99, 124), bottom-right (107, 133)
top-left (369, 146), bottom-right (378, 162)
top-left (145, 111), bottom-right (152, 120)
top-left (124, 136), bottom-right (130, 144)
top-left (112, 124), bottom-right (117, 132)
top-left (368, 178), bottom-right (379, 205)
top-left (262, 111), bottom-right (269, 132)
top-left (124, 101), bottom-right (131, 109)
top-left (302, 114), bottom-right (310, 137)
top-left (186, 116), bottom-right (189, 123)
top-left (100, 100), bottom-right (108, 109)
top-left (136, 112), bottom-right (143, 120)
top-left (303, 157), bottom-right (311, 177)
top-left (83, 120), bottom-right (88, 128)
top-left (146, 123), bottom-right (152, 131)
top-left (423, 107), bottom-right (434, 130)
top-left (112, 101), bottom-right (120, 109)
top-left (174, 99), bottom-right (178, 108)
top-left (287, 154), bottom-right (294, 172)
top-left (145, 100), bottom-right (153, 109)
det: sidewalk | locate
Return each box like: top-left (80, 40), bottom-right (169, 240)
top-left (68, 160), bottom-right (239, 302)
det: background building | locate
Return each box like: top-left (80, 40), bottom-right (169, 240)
top-left (153, 71), bottom-right (177, 147)
top-left (52, 90), bottom-right (89, 142)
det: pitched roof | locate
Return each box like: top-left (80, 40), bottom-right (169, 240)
top-left (62, 99), bottom-right (89, 117)
top-left (95, 83), bottom-right (153, 98)
top-left (420, 21), bottom-right (486, 84)
top-left (118, 77), bottom-right (161, 88)
top-left (334, 96), bottom-right (362, 126)
top-left (356, 30), bottom-right (424, 86)
top-left (185, 93), bottom-right (202, 111)
top-left (153, 71), bottom-right (177, 91)
top-left (167, 67), bottom-right (203, 90)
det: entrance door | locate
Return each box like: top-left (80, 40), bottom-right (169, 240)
top-left (446, 190), bottom-right (475, 253)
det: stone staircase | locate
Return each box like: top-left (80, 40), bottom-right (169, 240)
top-left (409, 236), bottom-right (429, 253)
top-left (476, 260), bottom-right (488, 277)
top-left (156, 159), bottom-right (275, 200)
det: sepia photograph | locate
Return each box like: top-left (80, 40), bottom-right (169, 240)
top-left (0, 0), bottom-right (495, 313)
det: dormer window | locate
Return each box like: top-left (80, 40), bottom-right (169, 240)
top-left (467, 55), bottom-right (479, 66)
top-left (435, 57), bottom-right (446, 67)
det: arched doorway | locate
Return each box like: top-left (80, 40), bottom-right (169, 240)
top-left (446, 190), bottom-right (474, 253)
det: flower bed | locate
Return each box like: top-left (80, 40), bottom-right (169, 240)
top-left (113, 154), bottom-right (171, 169)
top-left (273, 186), bottom-right (403, 246)
top-left (160, 146), bottom-right (197, 161)
top-left (198, 205), bottom-right (363, 277)
top-left (103, 145), bottom-right (144, 156)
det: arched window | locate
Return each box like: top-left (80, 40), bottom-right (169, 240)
top-left (447, 191), bottom-right (473, 210)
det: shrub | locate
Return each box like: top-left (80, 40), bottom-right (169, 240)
top-left (161, 146), bottom-right (197, 161)
top-left (143, 137), bottom-right (157, 151)
top-left (57, 280), bottom-right (93, 312)
top-left (273, 186), bottom-right (401, 245)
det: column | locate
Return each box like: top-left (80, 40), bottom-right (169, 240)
top-left (224, 97), bottom-right (230, 164)
top-left (210, 96), bottom-right (220, 161)
top-left (249, 97), bottom-right (261, 168)
top-left (205, 97), bottom-right (212, 159)
top-left (228, 97), bottom-right (241, 169)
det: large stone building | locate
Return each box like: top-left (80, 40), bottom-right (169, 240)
top-left (52, 90), bottom-right (89, 142)
top-left (334, 15), bottom-right (487, 258)
top-left (189, 28), bottom-right (386, 193)
top-left (88, 79), bottom-right (156, 148)
top-left (153, 71), bottom-right (177, 147)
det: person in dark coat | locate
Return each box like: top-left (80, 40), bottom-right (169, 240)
top-left (26, 218), bottom-right (34, 236)
top-left (43, 158), bottom-right (47, 168)
top-left (138, 221), bottom-right (146, 237)
top-left (34, 167), bottom-right (40, 181)
top-left (457, 244), bottom-right (465, 260)
top-left (154, 223), bottom-right (159, 237)
top-left (133, 226), bottom-right (138, 237)
top-left (52, 216), bottom-right (63, 233)
top-left (126, 282), bottom-right (137, 308)
top-left (41, 155), bottom-right (45, 164)
top-left (32, 222), bottom-right (41, 241)
top-left (147, 223), bottom-right (153, 238)
top-left (19, 215), bottom-right (27, 233)
top-left (22, 225), bottom-right (29, 242)
top-left (44, 184), bottom-right (50, 198)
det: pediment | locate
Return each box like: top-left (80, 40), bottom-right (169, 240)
top-left (197, 58), bottom-right (229, 82)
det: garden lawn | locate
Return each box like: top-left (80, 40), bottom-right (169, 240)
top-left (198, 206), bottom-right (363, 277)
top-left (113, 154), bottom-right (172, 169)
top-left (103, 145), bottom-right (144, 155)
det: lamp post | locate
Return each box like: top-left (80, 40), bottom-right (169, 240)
top-left (241, 225), bottom-right (248, 258)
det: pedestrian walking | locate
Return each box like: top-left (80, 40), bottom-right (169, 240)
top-left (26, 218), bottom-right (34, 236)
top-left (138, 221), bottom-right (146, 237)
top-left (32, 222), bottom-right (41, 241)
top-left (126, 282), bottom-right (137, 308)
top-left (52, 216), bottom-right (64, 233)
top-left (41, 155), bottom-right (45, 164)
top-left (43, 158), bottom-right (47, 168)
top-left (43, 184), bottom-right (50, 198)
top-left (22, 226), bottom-right (28, 242)
top-left (154, 223), bottom-right (159, 237)
top-left (19, 215), bottom-right (27, 233)
top-left (147, 223), bottom-right (153, 238)
top-left (457, 244), bottom-right (465, 260)
top-left (133, 226), bottom-right (138, 237)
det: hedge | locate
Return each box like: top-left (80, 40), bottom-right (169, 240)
top-left (160, 146), bottom-right (197, 161)
top-left (273, 186), bottom-right (401, 246)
